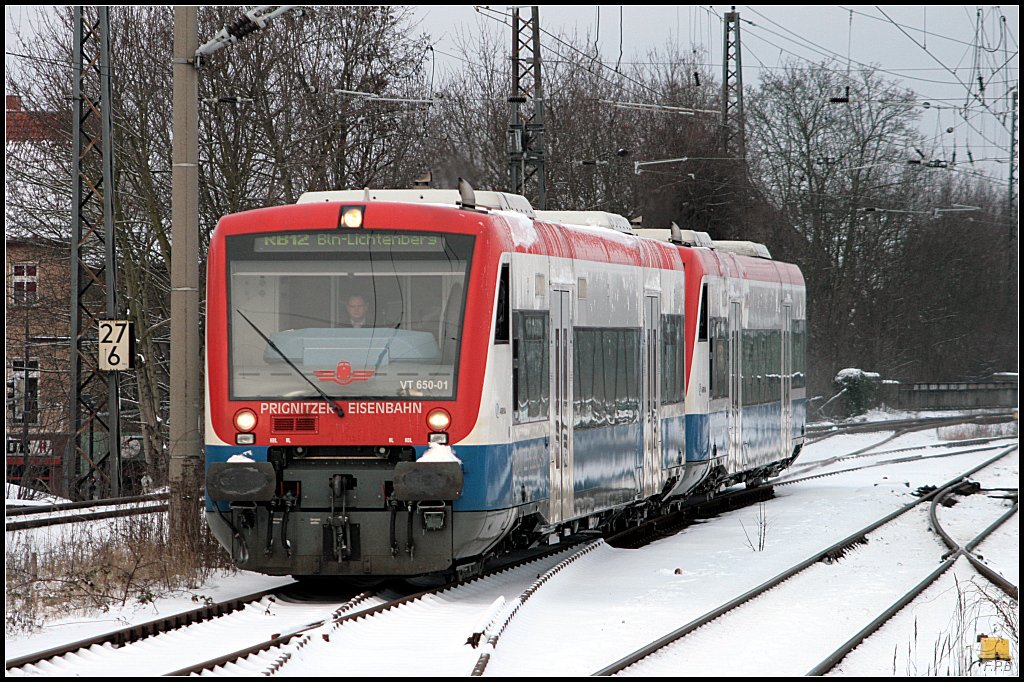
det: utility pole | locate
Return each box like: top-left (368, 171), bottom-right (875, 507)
top-left (1007, 87), bottom-right (1018, 313)
top-left (169, 5), bottom-right (299, 553)
top-left (169, 5), bottom-right (202, 553)
top-left (1008, 88), bottom-right (1017, 228)
top-left (508, 5), bottom-right (546, 209)
top-left (721, 7), bottom-right (746, 162)
top-left (68, 6), bottom-right (121, 500)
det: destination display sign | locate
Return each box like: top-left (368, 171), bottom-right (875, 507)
top-left (254, 232), bottom-right (445, 253)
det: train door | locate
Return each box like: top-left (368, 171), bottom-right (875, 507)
top-left (781, 303), bottom-right (793, 457)
top-left (550, 288), bottom-right (574, 523)
top-left (641, 294), bottom-right (661, 498)
top-left (728, 300), bottom-right (742, 467)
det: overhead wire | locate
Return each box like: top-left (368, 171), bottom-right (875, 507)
top-left (874, 5), bottom-right (1013, 131)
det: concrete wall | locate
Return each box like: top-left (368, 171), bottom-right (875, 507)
top-left (876, 379), bottom-right (1018, 412)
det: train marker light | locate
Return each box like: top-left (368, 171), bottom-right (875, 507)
top-left (428, 432), bottom-right (449, 445)
top-left (426, 408), bottom-right (451, 432)
top-left (339, 205), bottom-right (364, 228)
top-left (236, 433), bottom-right (255, 445)
top-left (234, 408), bottom-right (257, 432)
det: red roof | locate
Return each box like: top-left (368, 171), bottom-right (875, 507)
top-left (6, 95), bottom-right (66, 142)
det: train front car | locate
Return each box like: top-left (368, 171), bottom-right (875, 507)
top-left (204, 198), bottom-right (503, 578)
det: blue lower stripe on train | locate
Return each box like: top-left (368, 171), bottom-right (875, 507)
top-left (202, 401), bottom-right (804, 513)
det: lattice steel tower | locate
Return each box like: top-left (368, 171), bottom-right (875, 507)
top-left (68, 6), bottom-right (121, 499)
top-left (508, 5), bottom-right (547, 208)
top-left (721, 8), bottom-right (746, 160)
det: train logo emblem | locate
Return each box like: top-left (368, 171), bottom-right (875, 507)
top-left (314, 361), bottom-right (375, 385)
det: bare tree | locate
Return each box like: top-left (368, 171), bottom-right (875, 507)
top-left (747, 62), bottom-right (925, 394)
top-left (5, 6), bottom-right (434, 491)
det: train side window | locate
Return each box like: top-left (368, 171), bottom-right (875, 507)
top-left (793, 319), bottom-right (807, 389)
top-left (698, 284), bottom-right (709, 341)
top-left (572, 328), bottom-right (641, 429)
top-left (494, 264), bottom-right (510, 344)
top-left (661, 314), bottom-right (685, 404)
top-left (513, 311), bottom-right (549, 423)
top-left (710, 317), bottom-right (728, 400)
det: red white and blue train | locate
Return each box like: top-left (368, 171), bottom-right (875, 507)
top-left (204, 187), bottom-right (806, 579)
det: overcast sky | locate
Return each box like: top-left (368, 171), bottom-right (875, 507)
top-left (411, 5), bottom-right (1018, 181)
top-left (6, 5), bottom-right (1019, 182)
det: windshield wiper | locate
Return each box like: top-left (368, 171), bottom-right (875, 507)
top-left (236, 310), bottom-right (345, 419)
top-left (374, 321), bottom-right (402, 371)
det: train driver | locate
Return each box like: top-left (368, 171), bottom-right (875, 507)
top-left (343, 294), bottom-right (371, 328)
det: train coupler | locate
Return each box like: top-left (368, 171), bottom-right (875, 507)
top-left (406, 506), bottom-right (415, 558)
top-left (328, 474), bottom-right (354, 562)
top-left (280, 490), bottom-right (296, 557)
top-left (328, 514), bottom-right (352, 562)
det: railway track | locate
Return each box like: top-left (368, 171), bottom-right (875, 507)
top-left (184, 543), bottom-right (583, 677)
top-left (7, 414), bottom-right (1015, 675)
top-left (593, 444), bottom-right (1018, 676)
top-left (6, 484), bottom-right (784, 676)
top-left (775, 440), bottom-right (1017, 487)
top-left (6, 538), bottom-right (591, 677)
top-left (5, 584), bottom-right (299, 674)
top-left (5, 493), bottom-right (170, 532)
top-left (804, 410), bottom-right (1016, 443)
top-left (808, 457), bottom-right (1019, 675)
top-left (470, 541), bottom-right (605, 676)
top-left (782, 412), bottom-right (1017, 485)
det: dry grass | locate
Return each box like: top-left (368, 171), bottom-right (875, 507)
top-left (5, 512), bottom-right (232, 635)
top-left (739, 502), bottom-right (770, 552)
top-left (936, 421), bottom-right (1019, 441)
top-left (897, 576), bottom-right (1019, 676)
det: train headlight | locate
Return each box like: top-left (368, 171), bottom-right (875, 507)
top-left (426, 408), bottom-right (451, 432)
top-left (234, 408), bottom-right (257, 432)
top-left (339, 206), bottom-right (364, 228)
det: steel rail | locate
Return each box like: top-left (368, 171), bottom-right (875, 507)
top-left (787, 414), bottom-right (1016, 480)
top-left (470, 540), bottom-right (605, 676)
top-left (5, 503), bottom-right (169, 531)
top-left (963, 506), bottom-right (1020, 600)
top-left (805, 412), bottom-right (1016, 443)
top-left (775, 443), bottom-right (1008, 487)
top-left (930, 481), bottom-right (1019, 599)
top-left (6, 491), bottom-right (169, 517)
top-left (165, 541), bottom-right (584, 676)
top-left (176, 589), bottom-right (378, 677)
top-left (5, 585), bottom-right (287, 671)
top-left (591, 444), bottom-right (1018, 677)
top-left (807, 450), bottom-right (1018, 675)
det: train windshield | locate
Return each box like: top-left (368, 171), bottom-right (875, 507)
top-left (226, 230), bottom-right (474, 400)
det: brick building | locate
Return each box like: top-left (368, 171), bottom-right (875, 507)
top-left (6, 238), bottom-right (72, 495)
top-left (6, 93), bottom-right (74, 495)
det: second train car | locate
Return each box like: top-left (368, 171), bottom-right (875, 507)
top-left (204, 187), bottom-right (806, 579)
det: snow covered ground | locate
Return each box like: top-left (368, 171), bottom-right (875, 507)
top-left (5, 417), bottom-right (1018, 675)
top-left (4, 483), bottom-right (70, 507)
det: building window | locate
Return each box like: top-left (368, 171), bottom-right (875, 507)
top-left (10, 358), bottom-right (40, 424)
top-left (12, 262), bottom-right (38, 305)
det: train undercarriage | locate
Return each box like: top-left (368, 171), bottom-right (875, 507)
top-left (207, 442), bottom-right (804, 581)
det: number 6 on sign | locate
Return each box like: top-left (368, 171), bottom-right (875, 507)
top-left (98, 320), bottom-right (135, 371)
